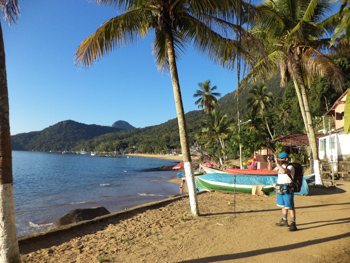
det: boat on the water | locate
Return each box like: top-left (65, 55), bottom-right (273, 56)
top-left (195, 173), bottom-right (309, 195)
top-left (201, 166), bottom-right (228, 174)
top-left (226, 167), bottom-right (278, 175)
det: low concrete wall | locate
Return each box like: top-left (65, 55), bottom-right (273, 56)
top-left (18, 191), bottom-right (207, 254)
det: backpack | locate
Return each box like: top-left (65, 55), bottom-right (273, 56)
top-left (286, 163), bottom-right (303, 192)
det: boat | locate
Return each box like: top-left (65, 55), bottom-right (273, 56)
top-left (201, 166), bottom-right (228, 174)
top-left (226, 167), bottom-right (278, 175)
top-left (177, 171), bottom-right (203, 178)
top-left (196, 173), bottom-right (276, 194)
top-left (195, 173), bottom-right (309, 195)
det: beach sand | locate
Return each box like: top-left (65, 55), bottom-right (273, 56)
top-left (19, 155), bottom-right (350, 262)
top-left (20, 183), bottom-right (350, 262)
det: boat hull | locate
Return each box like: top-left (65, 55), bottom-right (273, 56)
top-left (226, 168), bottom-right (278, 175)
top-left (196, 173), bottom-right (276, 194)
top-left (201, 166), bottom-right (228, 174)
top-left (196, 173), bottom-right (309, 195)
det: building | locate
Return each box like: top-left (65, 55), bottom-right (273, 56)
top-left (319, 89), bottom-right (350, 162)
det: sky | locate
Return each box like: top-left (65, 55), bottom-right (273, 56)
top-left (3, 0), bottom-right (239, 135)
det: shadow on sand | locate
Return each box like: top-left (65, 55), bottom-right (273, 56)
top-left (177, 232), bottom-right (350, 263)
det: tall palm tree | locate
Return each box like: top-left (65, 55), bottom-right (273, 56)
top-left (194, 80), bottom-right (221, 114)
top-left (200, 109), bottom-right (233, 165)
top-left (246, 84), bottom-right (273, 139)
top-left (0, 1), bottom-right (21, 262)
top-left (244, 0), bottom-right (344, 184)
top-left (75, 0), bottom-right (239, 216)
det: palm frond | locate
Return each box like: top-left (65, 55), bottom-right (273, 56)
top-left (330, 9), bottom-right (350, 46)
top-left (1, 0), bottom-right (19, 24)
top-left (75, 9), bottom-right (150, 67)
top-left (92, 0), bottom-right (140, 11)
top-left (302, 47), bottom-right (344, 90)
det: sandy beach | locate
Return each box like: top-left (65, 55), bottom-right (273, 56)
top-left (18, 154), bottom-right (350, 262)
top-left (127, 153), bottom-right (185, 162)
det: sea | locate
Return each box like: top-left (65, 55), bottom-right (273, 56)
top-left (12, 151), bottom-right (180, 237)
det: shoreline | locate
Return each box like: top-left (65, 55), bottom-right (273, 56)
top-left (127, 153), bottom-right (184, 162)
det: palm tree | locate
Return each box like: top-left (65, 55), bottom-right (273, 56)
top-left (0, 1), bottom-right (21, 262)
top-left (244, 0), bottom-right (344, 184)
top-left (75, 0), bottom-right (239, 216)
top-left (200, 109), bottom-right (233, 165)
top-left (194, 80), bottom-right (221, 114)
top-left (246, 84), bottom-right (274, 139)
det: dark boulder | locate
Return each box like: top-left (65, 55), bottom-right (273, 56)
top-left (55, 206), bottom-right (110, 227)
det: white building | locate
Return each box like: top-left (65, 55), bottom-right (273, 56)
top-left (319, 89), bottom-right (350, 162)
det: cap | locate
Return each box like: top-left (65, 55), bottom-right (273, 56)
top-left (278, 152), bottom-right (288, 159)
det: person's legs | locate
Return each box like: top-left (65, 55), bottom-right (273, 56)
top-left (276, 195), bottom-right (288, 226)
top-left (288, 207), bottom-right (297, 231)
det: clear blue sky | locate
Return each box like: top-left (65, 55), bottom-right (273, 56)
top-left (3, 0), bottom-right (238, 135)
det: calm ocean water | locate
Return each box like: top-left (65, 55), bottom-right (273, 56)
top-left (12, 151), bottom-right (180, 237)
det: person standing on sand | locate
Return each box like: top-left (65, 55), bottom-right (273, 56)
top-left (268, 152), bottom-right (298, 231)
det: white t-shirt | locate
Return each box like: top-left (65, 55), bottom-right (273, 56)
top-left (276, 164), bottom-right (295, 184)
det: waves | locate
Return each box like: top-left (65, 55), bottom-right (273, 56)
top-left (138, 193), bottom-right (170, 198)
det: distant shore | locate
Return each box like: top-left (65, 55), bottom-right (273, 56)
top-left (127, 153), bottom-right (184, 161)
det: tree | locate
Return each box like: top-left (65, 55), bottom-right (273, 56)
top-left (75, 0), bottom-right (237, 216)
top-left (246, 84), bottom-right (274, 139)
top-left (200, 109), bottom-right (233, 165)
top-left (245, 0), bottom-right (344, 184)
top-left (194, 80), bottom-right (221, 114)
top-left (0, 1), bottom-right (21, 262)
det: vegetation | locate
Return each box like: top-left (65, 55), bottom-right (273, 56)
top-left (245, 0), bottom-right (344, 165)
top-left (9, 1), bottom-right (350, 162)
top-left (194, 80), bottom-right (221, 114)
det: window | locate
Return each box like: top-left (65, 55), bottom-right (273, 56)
top-left (335, 111), bottom-right (344, 121)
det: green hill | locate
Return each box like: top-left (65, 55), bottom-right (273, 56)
top-left (11, 71), bottom-right (286, 153)
top-left (11, 120), bottom-right (123, 152)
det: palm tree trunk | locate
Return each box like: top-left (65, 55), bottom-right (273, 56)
top-left (264, 117), bottom-right (273, 139)
top-left (294, 57), bottom-right (322, 185)
top-left (0, 22), bottom-right (21, 263)
top-left (215, 136), bottom-right (223, 166)
top-left (292, 77), bottom-right (309, 137)
top-left (166, 34), bottom-right (199, 216)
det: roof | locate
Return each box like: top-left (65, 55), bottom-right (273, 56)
top-left (325, 89), bottom-right (349, 117)
top-left (270, 134), bottom-right (326, 146)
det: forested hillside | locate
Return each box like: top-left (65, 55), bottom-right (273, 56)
top-left (11, 51), bottom-right (350, 155)
top-left (11, 71), bottom-right (284, 153)
top-left (11, 120), bottom-right (123, 152)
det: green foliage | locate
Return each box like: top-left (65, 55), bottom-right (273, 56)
top-left (274, 142), bottom-right (285, 155)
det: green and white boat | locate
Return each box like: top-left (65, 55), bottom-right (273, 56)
top-left (196, 173), bottom-right (276, 194)
top-left (196, 173), bottom-right (309, 195)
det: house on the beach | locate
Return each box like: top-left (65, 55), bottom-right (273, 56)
top-left (319, 89), bottom-right (350, 162)
top-left (318, 89), bottom-right (350, 179)
top-left (254, 134), bottom-right (323, 169)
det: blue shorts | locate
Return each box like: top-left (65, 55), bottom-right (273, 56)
top-left (276, 191), bottom-right (294, 209)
